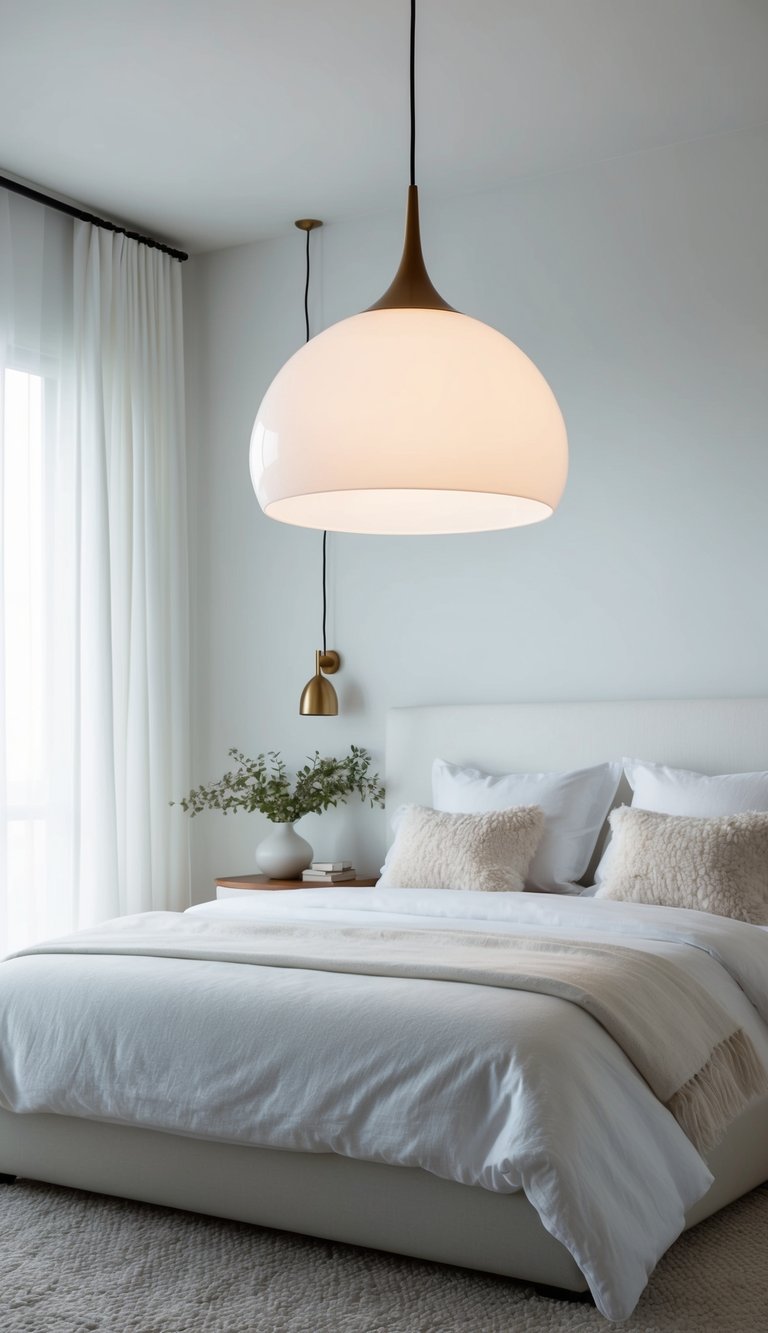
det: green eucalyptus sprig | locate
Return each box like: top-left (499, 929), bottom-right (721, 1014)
top-left (174, 745), bottom-right (384, 824)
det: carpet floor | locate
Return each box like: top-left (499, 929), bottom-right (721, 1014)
top-left (0, 1178), bottom-right (766, 1333)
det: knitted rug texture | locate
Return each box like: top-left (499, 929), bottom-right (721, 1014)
top-left (0, 1179), bottom-right (766, 1333)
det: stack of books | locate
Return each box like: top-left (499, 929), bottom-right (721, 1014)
top-left (302, 861), bottom-right (356, 884)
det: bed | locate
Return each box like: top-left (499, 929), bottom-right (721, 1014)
top-left (1, 697), bottom-right (767, 1321)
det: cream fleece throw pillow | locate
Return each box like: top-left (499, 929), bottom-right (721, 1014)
top-left (595, 806), bottom-right (768, 923)
top-left (378, 804), bottom-right (544, 892)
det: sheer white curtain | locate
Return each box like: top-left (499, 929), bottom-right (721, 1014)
top-left (0, 189), bottom-right (190, 953)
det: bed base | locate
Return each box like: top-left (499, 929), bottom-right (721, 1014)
top-left (0, 1108), bottom-right (588, 1292)
top-left (1, 1097), bottom-right (767, 1295)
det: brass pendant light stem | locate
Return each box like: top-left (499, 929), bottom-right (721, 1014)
top-left (367, 186), bottom-right (454, 313)
top-left (367, 2), bottom-right (454, 313)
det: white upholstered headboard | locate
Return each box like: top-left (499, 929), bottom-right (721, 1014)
top-left (385, 700), bottom-right (768, 867)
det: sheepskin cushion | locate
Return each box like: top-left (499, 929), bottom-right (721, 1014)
top-left (594, 806), bottom-right (768, 923)
top-left (377, 804), bottom-right (544, 893)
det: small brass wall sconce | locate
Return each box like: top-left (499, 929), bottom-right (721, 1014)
top-left (299, 649), bottom-right (340, 716)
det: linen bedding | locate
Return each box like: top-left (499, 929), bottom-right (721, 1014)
top-left (1, 890), bottom-right (767, 1320)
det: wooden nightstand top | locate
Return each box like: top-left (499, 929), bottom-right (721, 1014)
top-left (215, 874), bottom-right (378, 892)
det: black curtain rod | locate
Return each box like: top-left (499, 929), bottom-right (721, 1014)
top-left (0, 172), bottom-right (188, 263)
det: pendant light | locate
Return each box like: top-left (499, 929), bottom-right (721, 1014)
top-left (250, 0), bottom-right (568, 535)
top-left (293, 220), bottom-right (340, 716)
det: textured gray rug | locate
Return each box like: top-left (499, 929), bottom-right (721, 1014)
top-left (0, 1179), bottom-right (766, 1332)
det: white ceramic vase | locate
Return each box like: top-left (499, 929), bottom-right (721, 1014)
top-left (256, 821), bottom-right (313, 879)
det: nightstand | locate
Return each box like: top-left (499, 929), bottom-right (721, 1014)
top-left (215, 874), bottom-right (378, 900)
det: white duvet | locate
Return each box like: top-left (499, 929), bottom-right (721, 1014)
top-left (1, 888), bottom-right (767, 1320)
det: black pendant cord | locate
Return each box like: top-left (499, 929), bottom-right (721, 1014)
top-left (302, 224), bottom-right (329, 655)
top-left (0, 172), bottom-right (188, 262)
top-left (322, 530), bottom-right (328, 656)
top-left (409, 0), bottom-right (416, 187)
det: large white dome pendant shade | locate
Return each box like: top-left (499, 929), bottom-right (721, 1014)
top-left (249, 8), bottom-right (568, 536)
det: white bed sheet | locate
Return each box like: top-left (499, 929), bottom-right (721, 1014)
top-left (1, 890), bottom-right (767, 1320)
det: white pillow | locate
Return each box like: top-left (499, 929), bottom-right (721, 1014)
top-left (623, 759), bottom-right (768, 816)
top-left (593, 759), bottom-right (768, 885)
top-left (377, 803), bottom-right (544, 893)
top-left (594, 806), bottom-right (768, 924)
top-left (432, 758), bottom-right (622, 894)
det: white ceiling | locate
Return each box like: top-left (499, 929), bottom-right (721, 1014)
top-left (2, 0), bottom-right (768, 254)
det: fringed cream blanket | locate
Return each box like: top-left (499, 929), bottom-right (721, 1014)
top-left (16, 912), bottom-right (767, 1153)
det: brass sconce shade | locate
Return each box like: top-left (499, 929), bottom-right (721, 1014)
top-left (299, 650), bottom-right (340, 716)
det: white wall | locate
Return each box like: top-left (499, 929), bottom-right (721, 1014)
top-left (184, 125), bottom-right (768, 900)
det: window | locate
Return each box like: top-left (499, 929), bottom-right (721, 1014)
top-left (1, 197), bottom-right (190, 948)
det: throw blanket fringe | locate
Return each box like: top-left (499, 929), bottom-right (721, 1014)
top-left (668, 1029), bottom-right (768, 1152)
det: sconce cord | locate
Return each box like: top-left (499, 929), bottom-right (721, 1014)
top-left (303, 227), bottom-right (311, 343)
top-left (322, 530), bottom-right (327, 655)
top-left (303, 223), bottom-right (329, 659)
